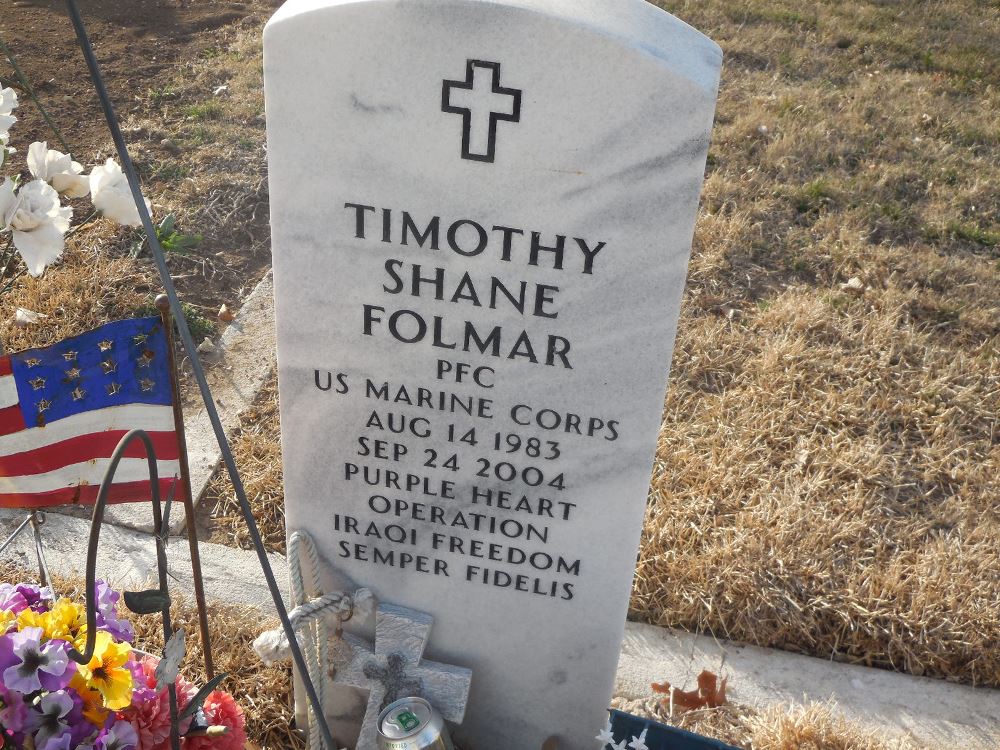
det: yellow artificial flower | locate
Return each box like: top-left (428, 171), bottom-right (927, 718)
top-left (70, 671), bottom-right (110, 727)
top-left (0, 609), bottom-right (13, 633)
top-left (47, 598), bottom-right (86, 641)
top-left (16, 606), bottom-right (48, 634)
top-left (77, 630), bottom-right (133, 710)
top-left (16, 597), bottom-right (85, 643)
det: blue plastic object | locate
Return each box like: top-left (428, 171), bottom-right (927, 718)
top-left (605, 709), bottom-right (741, 750)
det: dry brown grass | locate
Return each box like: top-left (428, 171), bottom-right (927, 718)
top-left (0, 236), bottom-right (152, 352)
top-left (202, 375), bottom-right (286, 553)
top-left (630, 0), bottom-right (1000, 687)
top-left (119, 9), bottom-right (275, 314)
top-left (4, 0), bottom-right (998, 726)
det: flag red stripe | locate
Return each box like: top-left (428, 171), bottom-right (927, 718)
top-left (0, 405), bottom-right (25, 437)
top-left (0, 357), bottom-right (11, 377)
top-left (0, 430), bottom-right (179, 477)
top-left (0, 478), bottom-right (183, 509)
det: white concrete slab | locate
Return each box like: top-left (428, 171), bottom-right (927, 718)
top-left (0, 508), bottom-right (288, 612)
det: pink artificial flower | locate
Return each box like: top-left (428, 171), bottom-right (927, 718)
top-left (183, 691), bottom-right (246, 750)
top-left (119, 656), bottom-right (196, 750)
top-left (0, 681), bottom-right (28, 733)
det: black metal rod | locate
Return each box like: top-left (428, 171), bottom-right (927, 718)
top-left (66, 429), bottom-right (181, 750)
top-left (61, 4), bottom-right (335, 748)
top-left (0, 514), bottom-right (32, 557)
top-left (156, 294), bottom-right (216, 680)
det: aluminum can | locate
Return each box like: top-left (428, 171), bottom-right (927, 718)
top-left (377, 696), bottom-right (455, 750)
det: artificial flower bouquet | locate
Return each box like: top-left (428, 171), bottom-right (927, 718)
top-left (1, 84), bottom-right (151, 287)
top-left (0, 580), bottom-right (247, 750)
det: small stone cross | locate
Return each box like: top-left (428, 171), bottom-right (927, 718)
top-left (335, 603), bottom-right (473, 749)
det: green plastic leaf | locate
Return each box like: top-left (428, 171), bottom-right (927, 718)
top-left (158, 213), bottom-right (176, 235)
top-left (123, 588), bottom-right (170, 615)
top-left (179, 672), bottom-right (229, 721)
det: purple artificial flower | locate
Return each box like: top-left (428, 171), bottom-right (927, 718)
top-left (0, 634), bottom-right (17, 675)
top-left (20, 583), bottom-right (54, 613)
top-left (1, 628), bottom-right (75, 693)
top-left (94, 719), bottom-right (138, 750)
top-left (0, 583), bottom-right (53, 614)
top-left (0, 681), bottom-right (28, 733)
top-left (27, 690), bottom-right (74, 750)
top-left (0, 584), bottom-right (29, 615)
top-left (127, 658), bottom-right (156, 705)
top-left (94, 581), bottom-right (134, 643)
top-left (39, 731), bottom-right (73, 750)
top-left (64, 689), bottom-right (99, 747)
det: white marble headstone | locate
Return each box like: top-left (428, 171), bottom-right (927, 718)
top-left (264, 0), bottom-right (721, 747)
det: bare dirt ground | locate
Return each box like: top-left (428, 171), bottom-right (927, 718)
top-left (1, 0), bottom-right (275, 352)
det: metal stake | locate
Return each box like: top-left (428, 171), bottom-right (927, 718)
top-left (63, 3), bottom-right (336, 747)
top-left (29, 510), bottom-right (52, 589)
top-left (156, 294), bottom-right (215, 680)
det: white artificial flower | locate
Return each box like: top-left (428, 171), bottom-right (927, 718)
top-left (89, 158), bottom-right (150, 227)
top-left (0, 87), bottom-right (18, 144)
top-left (27, 142), bottom-right (90, 198)
top-left (0, 88), bottom-right (17, 116)
top-left (0, 178), bottom-right (72, 276)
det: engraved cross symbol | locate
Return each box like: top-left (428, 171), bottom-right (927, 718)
top-left (334, 604), bottom-right (473, 750)
top-left (442, 59), bottom-right (521, 163)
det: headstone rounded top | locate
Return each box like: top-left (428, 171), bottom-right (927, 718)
top-left (266, 0), bottom-right (721, 94)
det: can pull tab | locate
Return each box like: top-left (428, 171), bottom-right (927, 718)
top-left (387, 708), bottom-right (421, 733)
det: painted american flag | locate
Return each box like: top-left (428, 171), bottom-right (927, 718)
top-left (0, 316), bottom-right (182, 507)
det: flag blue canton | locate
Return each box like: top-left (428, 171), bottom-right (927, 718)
top-left (10, 317), bottom-right (173, 428)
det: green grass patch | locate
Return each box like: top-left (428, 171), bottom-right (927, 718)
top-left (135, 300), bottom-right (216, 342)
top-left (147, 86), bottom-right (177, 107)
top-left (148, 160), bottom-right (192, 182)
top-left (946, 221), bottom-right (1000, 247)
top-left (789, 178), bottom-right (836, 214)
top-left (186, 125), bottom-right (216, 146)
top-left (183, 101), bottom-right (224, 121)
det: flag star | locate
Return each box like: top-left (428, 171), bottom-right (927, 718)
top-left (133, 333), bottom-right (148, 346)
top-left (106, 382), bottom-right (122, 396)
top-left (24, 358), bottom-right (40, 368)
top-left (139, 378), bottom-right (155, 392)
top-left (63, 351), bottom-right (78, 361)
top-left (71, 387), bottom-right (86, 402)
top-left (28, 377), bottom-right (45, 391)
top-left (101, 359), bottom-right (117, 374)
top-left (65, 367), bottom-right (82, 380)
top-left (596, 719), bottom-right (615, 745)
top-left (37, 399), bottom-right (51, 413)
top-left (628, 729), bottom-right (649, 750)
top-left (138, 350), bottom-right (155, 367)
top-left (98, 339), bottom-right (113, 352)
top-left (611, 742), bottom-right (628, 750)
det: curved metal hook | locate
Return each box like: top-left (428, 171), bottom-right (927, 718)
top-left (67, 428), bottom-right (169, 664)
